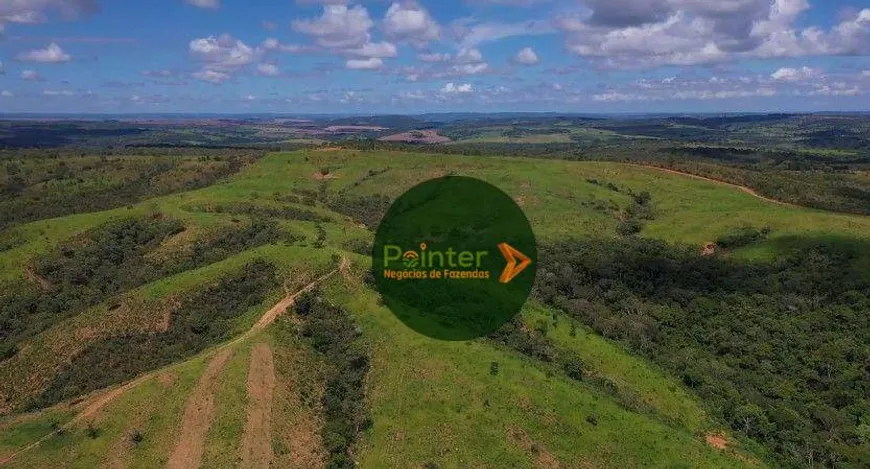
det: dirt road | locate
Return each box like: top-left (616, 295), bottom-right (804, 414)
top-left (239, 343), bottom-right (276, 469)
top-left (165, 348), bottom-right (234, 469)
top-left (633, 164), bottom-right (790, 206)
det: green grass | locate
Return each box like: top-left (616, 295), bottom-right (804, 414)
top-left (200, 341), bottom-right (254, 469)
top-left (4, 147), bottom-right (870, 467)
top-left (520, 303), bottom-right (710, 434)
top-left (325, 271), bottom-right (760, 468)
top-left (5, 354), bottom-right (207, 469)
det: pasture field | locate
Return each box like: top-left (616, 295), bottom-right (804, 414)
top-left (1, 148), bottom-right (869, 468)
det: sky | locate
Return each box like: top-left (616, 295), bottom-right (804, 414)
top-left (0, 0), bottom-right (869, 114)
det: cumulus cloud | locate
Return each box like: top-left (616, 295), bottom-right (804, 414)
top-left (256, 63), bottom-right (281, 76)
top-left (192, 69), bottom-right (231, 83)
top-left (260, 38), bottom-right (315, 54)
top-left (383, 2), bottom-right (440, 45)
top-left (293, 5), bottom-right (373, 49)
top-left (455, 47), bottom-right (483, 64)
top-left (1, 90), bottom-right (13, 97)
top-left (512, 47), bottom-right (539, 65)
top-left (346, 57), bottom-right (383, 70)
top-left (190, 34), bottom-right (256, 70)
top-left (17, 43), bottom-right (71, 63)
top-left (189, 34), bottom-right (259, 83)
top-left (557, 1), bottom-right (870, 68)
top-left (441, 82), bottom-right (473, 93)
top-left (345, 41), bottom-right (397, 58)
top-left (771, 66), bottom-right (822, 81)
top-left (185, 0), bottom-right (219, 9)
top-left (20, 69), bottom-right (45, 81)
top-left (398, 46), bottom-right (490, 82)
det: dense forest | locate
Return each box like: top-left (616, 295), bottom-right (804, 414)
top-left (534, 236), bottom-right (870, 468)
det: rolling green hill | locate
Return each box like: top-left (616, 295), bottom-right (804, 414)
top-left (2, 148), bottom-right (870, 468)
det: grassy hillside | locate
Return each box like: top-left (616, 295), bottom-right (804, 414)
top-left (2, 148), bottom-right (869, 468)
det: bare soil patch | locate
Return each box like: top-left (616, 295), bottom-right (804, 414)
top-left (705, 432), bottom-right (729, 450)
top-left (325, 125), bottom-right (387, 132)
top-left (312, 171), bottom-right (338, 180)
top-left (240, 343), bottom-right (276, 469)
top-left (379, 129), bottom-right (451, 144)
top-left (165, 348), bottom-right (234, 469)
top-left (508, 425), bottom-right (562, 468)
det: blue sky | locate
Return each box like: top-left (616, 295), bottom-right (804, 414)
top-left (0, 0), bottom-right (869, 113)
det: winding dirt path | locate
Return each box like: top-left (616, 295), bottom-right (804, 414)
top-left (239, 343), bottom-right (276, 469)
top-left (631, 164), bottom-right (790, 206)
top-left (0, 263), bottom-right (341, 467)
top-left (165, 348), bottom-right (234, 469)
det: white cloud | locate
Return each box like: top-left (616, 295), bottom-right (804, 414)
top-left (190, 34), bottom-right (257, 70)
top-left (513, 47), bottom-right (539, 65)
top-left (192, 69), bottom-right (231, 83)
top-left (383, 2), bottom-right (440, 45)
top-left (185, 0), bottom-right (220, 9)
top-left (452, 62), bottom-right (489, 75)
top-left (345, 41), bottom-right (398, 58)
top-left (17, 43), bottom-right (71, 63)
top-left (455, 47), bottom-right (483, 64)
top-left (417, 52), bottom-right (451, 62)
top-left (20, 69), bottom-right (45, 81)
top-left (1, 90), bottom-right (13, 97)
top-left (292, 5), bottom-right (373, 49)
top-left (557, 2), bottom-right (870, 69)
top-left (346, 57), bottom-right (383, 70)
top-left (771, 66), bottom-right (822, 81)
top-left (256, 63), bottom-right (281, 77)
top-left (260, 38), bottom-right (313, 54)
top-left (807, 82), bottom-right (861, 96)
top-left (0, 0), bottom-right (98, 25)
top-left (398, 90), bottom-right (426, 100)
top-left (453, 19), bottom-right (554, 47)
top-left (441, 82), bottom-right (473, 93)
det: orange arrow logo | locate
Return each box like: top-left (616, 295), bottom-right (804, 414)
top-left (497, 242), bottom-right (532, 284)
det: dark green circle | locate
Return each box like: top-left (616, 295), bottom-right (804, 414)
top-left (372, 176), bottom-right (537, 341)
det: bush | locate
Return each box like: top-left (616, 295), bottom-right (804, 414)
top-left (297, 292), bottom-right (370, 469)
top-left (717, 225), bottom-right (771, 248)
top-left (616, 219), bottom-right (643, 236)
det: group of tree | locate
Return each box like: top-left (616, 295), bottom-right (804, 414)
top-left (534, 236), bottom-right (870, 468)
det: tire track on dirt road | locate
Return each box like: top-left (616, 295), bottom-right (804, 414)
top-left (165, 348), bottom-right (234, 469)
top-left (239, 343), bottom-right (276, 469)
